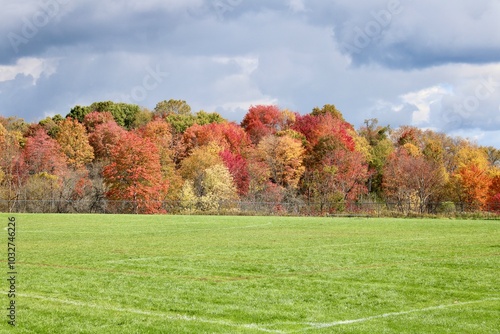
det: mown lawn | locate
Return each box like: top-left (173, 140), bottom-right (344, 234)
top-left (1, 214), bottom-right (499, 333)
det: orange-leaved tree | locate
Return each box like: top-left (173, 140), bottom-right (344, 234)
top-left (453, 163), bottom-right (491, 210)
top-left (181, 122), bottom-right (251, 158)
top-left (103, 131), bottom-right (168, 214)
top-left (450, 145), bottom-right (491, 210)
top-left (486, 169), bottom-right (500, 212)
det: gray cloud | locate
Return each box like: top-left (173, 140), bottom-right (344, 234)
top-left (1, 0), bottom-right (500, 148)
top-left (327, 0), bottom-right (500, 68)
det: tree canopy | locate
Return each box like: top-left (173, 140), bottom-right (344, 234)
top-left (1, 100), bottom-right (499, 215)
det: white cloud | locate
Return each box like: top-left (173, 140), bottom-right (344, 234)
top-left (0, 57), bottom-right (58, 84)
top-left (401, 85), bottom-right (450, 125)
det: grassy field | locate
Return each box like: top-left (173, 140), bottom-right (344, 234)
top-left (1, 214), bottom-right (499, 333)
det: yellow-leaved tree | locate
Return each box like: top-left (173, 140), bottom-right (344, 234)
top-left (179, 142), bottom-right (238, 212)
top-left (450, 145), bottom-right (492, 210)
top-left (197, 164), bottom-right (238, 212)
top-left (56, 118), bottom-right (94, 168)
top-left (256, 134), bottom-right (305, 189)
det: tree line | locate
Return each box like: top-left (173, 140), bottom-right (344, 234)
top-left (1, 100), bottom-right (499, 214)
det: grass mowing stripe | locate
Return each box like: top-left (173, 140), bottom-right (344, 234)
top-left (21, 293), bottom-right (498, 333)
top-left (18, 293), bottom-right (285, 334)
top-left (18, 222), bottom-right (274, 234)
top-left (299, 298), bottom-right (500, 331)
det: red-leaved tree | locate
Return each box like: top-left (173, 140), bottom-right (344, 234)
top-left (83, 111), bottom-right (115, 132)
top-left (88, 121), bottom-right (126, 160)
top-left (219, 150), bottom-right (249, 196)
top-left (293, 112), bottom-right (356, 162)
top-left (241, 105), bottom-right (282, 144)
top-left (22, 128), bottom-right (68, 178)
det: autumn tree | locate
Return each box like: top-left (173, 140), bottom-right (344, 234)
top-left (103, 132), bottom-right (168, 214)
top-left (56, 118), bottom-right (94, 168)
top-left (55, 168), bottom-right (94, 213)
top-left (22, 170), bottom-right (92, 213)
top-left (293, 112), bottom-right (355, 161)
top-left (383, 148), bottom-right (446, 214)
top-left (447, 144), bottom-right (491, 209)
top-left (140, 120), bottom-right (183, 201)
top-left (487, 193), bottom-right (500, 212)
top-left (140, 119), bottom-right (173, 161)
top-left (452, 163), bottom-right (491, 210)
top-left (0, 124), bottom-right (23, 210)
top-left (0, 122), bottom-right (8, 154)
top-left (302, 146), bottom-right (370, 213)
top-left (88, 120), bottom-right (126, 161)
top-left (15, 129), bottom-right (69, 211)
top-left (392, 126), bottom-right (423, 148)
top-left (179, 143), bottom-right (238, 211)
top-left (180, 180), bottom-right (197, 212)
top-left (22, 129), bottom-right (68, 177)
top-left (83, 111), bottom-right (115, 132)
top-left (256, 134), bottom-right (305, 189)
top-left (487, 169), bottom-right (500, 212)
top-left (180, 142), bottom-right (222, 184)
top-left (291, 109), bottom-right (367, 211)
top-left (0, 116), bottom-right (28, 132)
top-left (245, 148), bottom-right (273, 201)
top-left (241, 105), bottom-right (282, 144)
top-left (454, 144), bottom-right (490, 170)
top-left (489, 169), bottom-right (500, 193)
top-left (195, 164), bottom-right (239, 212)
top-left (21, 172), bottom-right (61, 211)
top-left (325, 149), bottom-right (370, 201)
top-left (279, 109), bottom-right (298, 130)
top-left (311, 104), bottom-right (345, 121)
top-left (181, 122), bottom-right (251, 158)
top-left (422, 137), bottom-right (444, 163)
top-left (220, 150), bottom-right (250, 196)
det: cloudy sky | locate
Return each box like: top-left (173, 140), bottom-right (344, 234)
top-left (1, 0), bottom-right (500, 147)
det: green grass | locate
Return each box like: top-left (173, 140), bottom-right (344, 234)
top-left (1, 214), bottom-right (499, 333)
